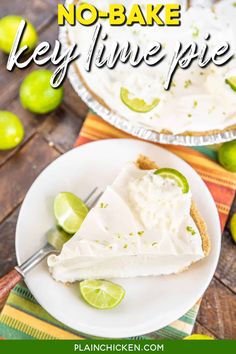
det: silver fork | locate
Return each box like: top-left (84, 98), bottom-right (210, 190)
top-left (0, 187), bottom-right (102, 307)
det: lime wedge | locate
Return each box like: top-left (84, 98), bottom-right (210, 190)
top-left (154, 168), bottom-right (189, 194)
top-left (120, 87), bottom-right (160, 113)
top-left (184, 334), bottom-right (214, 340)
top-left (225, 76), bottom-right (236, 92)
top-left (54, 192), bottom-right (88, 234)
top-left (46, 226), bottom-right (71, 250)
top-left (230, 213), bottom-right (236, 243)
top-left (80, 280), bottom-right (125, 309)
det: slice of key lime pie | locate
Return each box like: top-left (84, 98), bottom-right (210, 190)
top-left (48, 156), bottom-right (210, 282)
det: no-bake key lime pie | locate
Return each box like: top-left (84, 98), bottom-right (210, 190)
top-left (48, 156), bottom-right (210, 282)
top-left (65, 0), bottom-right (236, 136)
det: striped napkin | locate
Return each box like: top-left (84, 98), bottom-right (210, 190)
top-left (0, 113), bottom-right (236, 340)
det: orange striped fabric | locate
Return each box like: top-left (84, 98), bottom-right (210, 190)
top-left (75, 113), bottom-right (236, 231)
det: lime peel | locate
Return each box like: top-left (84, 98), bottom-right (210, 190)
top-left (0, 111), bottom-right (24, 150)
top-left (230, 213), bottom-right (236, 243)
top-left (184, 334), bottom-right (214, 340)
top-left (154, 168), bottom-right (189, 194)
top-left (218, 140), bottom-right (236, 172)
top-left (80, 280), bottom-right (125, 309)
top-left (0, 16), bottom-right (38, 54)
top-left (20, 70), bottom-right (64, 114)
top-left (225, 76), bottom-right (236, 92)
top-left (46, 226), bottom-right (71, 250)
top-left (120, 87), bottom-right (160, 113)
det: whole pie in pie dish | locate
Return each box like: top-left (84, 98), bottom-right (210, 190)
top-left (65, 0), bottom-right (236, 137)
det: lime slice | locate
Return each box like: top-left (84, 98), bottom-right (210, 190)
top-left (80, 280), bottom-right (125, 309)
top-left (225, 77), bottom-right (236, 92)
top-left (184, 334), bottom-right (214, 340)
top-left (54, 192), bottom-right (88, 234)
top-left (154, 168), bottom-right (189, 194)
top-left (46, 226), bottom-right (71, 250)
top-left (218, 140), bottom-right (236, 172)
top-left (230, 213), bottom-right (236, 243)
top-left (120, 87), bottom-right (160, 113)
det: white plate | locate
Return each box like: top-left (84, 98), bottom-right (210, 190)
top-left (15, 139), bottom-right (221, 338)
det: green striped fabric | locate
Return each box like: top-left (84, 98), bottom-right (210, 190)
top-left (0, 282), bottom-right (199, 340)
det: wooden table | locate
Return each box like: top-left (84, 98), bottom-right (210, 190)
top-left (0, 0), bottom-right (235, 340)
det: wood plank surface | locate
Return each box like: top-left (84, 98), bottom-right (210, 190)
top-left (0, 0), bottom-right (235, 340)
top-left (193, 321), bottom-right (219, 339)
top-left (38, 104), bottom-right (86, 153)
top-left (0, 134), bottom-right (60, 224)
top-left (0, 208), bottom-right (19, 276)
top-left (197, 278), bottom-right (236, 339)
top-left (215, 211), bottom-right (236, 293)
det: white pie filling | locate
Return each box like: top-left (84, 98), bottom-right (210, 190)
top-left (48, 163), bottom-right (205, 282)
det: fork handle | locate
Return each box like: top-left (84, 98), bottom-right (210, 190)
top-left (0, 269), bottom-right (22, 308)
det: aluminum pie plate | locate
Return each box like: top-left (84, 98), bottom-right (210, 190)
top-left (60, 26), bottom-right (236, 146)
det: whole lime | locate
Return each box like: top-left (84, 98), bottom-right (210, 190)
top-left (0, 111), bottom-right (24, 150)
top-left (0, 16), bottom-right (38, 54)
top-left (230, 213), bottom-right (236, 243)
top-left (218, 140), bottom-right (236, 172)
top-left (184, 334), bottom-right (214, 340)
top-left (20, 70), bottom-right (64, 114)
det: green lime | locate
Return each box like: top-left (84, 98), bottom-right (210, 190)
top-left (230, 213), bottom-right (236, 243)
top-left (54, 192), bottom-right (88, 234)
top-left (80, 280), bottom-right (125, 309)
top-left (154, 168), bottom-right (189, 194)
top-left (225, 77), bottom-right (236, 92)
top-left (20, 70), bottom-right (64, 114)
top-left (120, 87), bottom-right (160, 113)
top-left (218, 140), bottom-right (236, 172)
top-left (46, 226), bottom-right (72, 250)
top-left (184, 334), bottom-right (214, 340)
top-left (0, 111), bottom-right (24, 150)
top-left (0, 16), bottom-right (38, 54)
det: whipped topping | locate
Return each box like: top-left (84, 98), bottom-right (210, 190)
top-left (67, 0), bottom-right (236, 134)
top-left (48, 163), bottom-right (204, 282)
top-left (128, 172), bottom-right (191, 230)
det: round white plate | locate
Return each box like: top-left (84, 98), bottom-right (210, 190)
top-left (15, 139), bottom-right (221, 338)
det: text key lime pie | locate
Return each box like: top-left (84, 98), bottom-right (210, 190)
top-left (48, 155), bottom-right (210, 308)
top-left (64, 0), bottom-right (236, 143)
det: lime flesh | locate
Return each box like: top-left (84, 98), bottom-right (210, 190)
top-left (154, 168), bottom-right (189, 194)
top-left (0, 111), bottom-right (24, 150)
top-left (0, 16), bottom-right (38, 54)
top-left (54, 192), bottom-right (88, 234)
top-left (225, 76), bottom-right (236, 92)
top-left (46, 226), bottom-right (72, 250)
top-left (184, 334), bottom-right (214, 340)
top-left (80, 280), bottom-right (125, 309)
top-left (20, 70), bottom-right (64, 114)
top-left (230, 213), bottom-right (236, 243)
top-left (218, 140), bottom-right (236, 172)
top-left (120, 87), bottom-right (160, 113)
